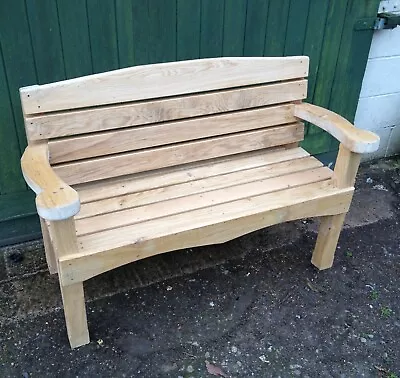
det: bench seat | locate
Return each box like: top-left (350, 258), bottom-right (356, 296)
top-left (55, 147), bottom-right (353, 285)
top-left (75, 147), bottom-right (324, 239)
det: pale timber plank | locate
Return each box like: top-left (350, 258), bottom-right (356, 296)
top-left (47, 218), bottom-right (90, 348)
top-left (21, 57), bottom-right (309, 114)
top-left (20, 143), bottom-right (80, 220)
top-left (60, 189), bottom-right (353, 285)
top-left (294, 103), bottom-right (380, 153)
top-left (40, 217), bottom-right (57, 274)
top-left (76, 147), bottom-right (310, 203)
top-left (76, 156), bottom-right (322, 219)
top-left (333, 144), bottom-right (361, 188)
top-left (49, 104), bottom-right (296, 163)
top-left (312, 213), bottom-right (347, 270)
top-left (75, 167), bottom-right (332, 236)
top-left (25, 80), bottom-right (307, 140)
top-left (54, 123), bottom-right (304, 185)
top-left (311, 143), bottom-right (361, 270)
top-left (74, 180), bottom-right (352, 256)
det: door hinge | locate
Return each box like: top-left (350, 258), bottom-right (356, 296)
top-left (355, 13), bottom-right (400, 30)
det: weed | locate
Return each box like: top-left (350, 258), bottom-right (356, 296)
top-left (380, 306), bottom-right (393, 318)
top-left (370, 290), bottom-right (379, 300)
top-left (345, 251), bottom-right (353, 258)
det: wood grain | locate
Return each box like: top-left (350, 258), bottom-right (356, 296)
top-left (20, 143), bottom-right (80, 220)
top-left (333, 144), bottom-right (361, 188)
top-left (79, 180), bottom-right (349, 255)
top-left (20, 57), bottom-right (309, 115)
top-left (76, 156), bottom-right (322, 219)
top-left (75, 167), bottom-right (332, 235)
top-left (40, 217), bottom-right (57, 274)
top-left (25, 80), bottom-right (306, 141)
top-left (58, 182), bottom-right (354, 284)
top-left (48, 218), bottom-right (90, 348)
top-left (311, 143), bottom-right (361, 271)
top-left (59, 282), bottom-right (90, 348)
top-left (76, 147), bottom-right (310, 204)
top-left (49, 104), bottom-right (296, 163)
top-left (54, 123), bottom-right (304, 185)
top-left (61, 189), bottom-right (353, 284)
top-left (294, 102), bottom-right (380, 153)
top-left (312, 213), bottom-right (347, 270)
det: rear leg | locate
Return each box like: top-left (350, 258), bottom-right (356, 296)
top-left (40, 218), bottom-right (57, 274)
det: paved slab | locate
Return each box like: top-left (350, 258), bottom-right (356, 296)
top-left (0, 157), bottom-right (399, 377)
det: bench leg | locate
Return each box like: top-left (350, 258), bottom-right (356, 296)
top-left (40, 218), bottom-right (57, 274)
top-left (48, 218), bottom-right (89, 348)
top-left (312, 213), bottom-right (346, 270)
top-left (60, 281), bottom-right (90, 348)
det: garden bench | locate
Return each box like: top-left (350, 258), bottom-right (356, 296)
top-left (19, 57), bottom-right (379, 348)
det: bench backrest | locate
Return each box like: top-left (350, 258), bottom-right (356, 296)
top-left (20, 57), bottom-right (309, 186)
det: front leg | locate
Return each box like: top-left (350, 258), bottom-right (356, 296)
top-left (60, 281), bottom-right (89, 348)
top-left (48, 218), bottom-right (90, 348)
top-left (312, 213), bottom-right (346, 270)
top-left (312, 144), bottom-right (361, 270)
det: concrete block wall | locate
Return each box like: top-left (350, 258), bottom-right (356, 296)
top-left (354, 1), bottom-right (400, 160)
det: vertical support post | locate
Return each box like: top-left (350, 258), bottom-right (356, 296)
top-left (49, 218), bottom-right (90, 348)
top-left (312, 144), bottom-right (361, 270)
top-left (312, 213), bottom-right (346, 269)
top-left (332, 145), bottom-right (361, 188)
top-left (40, 217), bottom-right (57, 274)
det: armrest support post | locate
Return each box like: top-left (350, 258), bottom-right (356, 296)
top-left (48, 218), bottom-right (79, 258)
top-left (333, 144), bottom-right (361, 188)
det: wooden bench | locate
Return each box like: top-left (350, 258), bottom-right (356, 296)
top-left (19, 57), bottom-right (379, 348)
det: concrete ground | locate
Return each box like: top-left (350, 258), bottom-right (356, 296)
top-left (0, 157), bottom-right (399, 378)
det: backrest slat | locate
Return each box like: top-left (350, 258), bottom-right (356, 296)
top-left (48, 104), bottom-right (296, 164)
top-left (53, 123), bottom-right (304, 185)
top-left (25, 80), bottom-right (307, 141)
top-left (19, 57), bottom-right (310, 185)
top-left (20, 57), bottom-right (308, 115)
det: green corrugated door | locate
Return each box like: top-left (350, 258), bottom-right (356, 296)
top-left (0, 0), bottom-right (380, 245)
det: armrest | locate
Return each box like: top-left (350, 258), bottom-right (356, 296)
top-left (21, 143), bottom-right (80, 221)
top-left (294, 103), bottom-right (380, 154)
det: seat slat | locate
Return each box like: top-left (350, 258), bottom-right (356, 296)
top-left (75, 166), bottom-right (332, 236)
top-left (76, 156), bottom-right (322, 219)
top-left (49, 104), bottom-right (296, 163)
top-left (21, 57), bottom-right (309, 115)
top-left (76, 180), bottom-right (351, 255)
top-left (61, 187), bottom-right (353, 284)
top-left (76, 147), bottom-right (310, 204)
top-left (25, 80), bottom-right (307, 141)
top-left (54, 123), bottom-right (304, 185)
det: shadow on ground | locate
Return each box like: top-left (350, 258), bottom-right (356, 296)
top-left (0, 158), bottom-right (399, 378)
